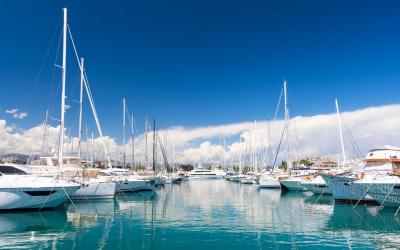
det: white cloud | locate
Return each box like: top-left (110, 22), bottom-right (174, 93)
top-left (5, 108), bottom-right (18, 114)
top-left (12, 112), bottom-right (28, 120)
top-left (5, 108), bottom-right (28, 120)
top-left (0, 104), bottom-right (400, 167)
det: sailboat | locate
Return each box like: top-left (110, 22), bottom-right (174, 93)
top-left (103, 98), bottom-right (154, 192)
top-left (258, 80), bottom-right (290, 189)
top-left (27, 8), bottom-right (116, 200)
top-left (301, 99), bottom-right (347, 195)
top-left (230, 135), bottom-right (248, 183)
top-left (275, 80), bottom-right (311, 191)
top-left (0, 9), bottom-right (84, 210)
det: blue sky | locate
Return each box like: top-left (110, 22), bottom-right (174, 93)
top-left (0, 0), bottom-right (399, 142)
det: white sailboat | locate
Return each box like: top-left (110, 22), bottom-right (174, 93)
top-left (111, 99), bottom-right (154, 192)
top-left (27, 8), bottom-right (116, 200)
top-left (259, 81), bottom-right (289, 189)
top-left (276, 80), bottom-right (309, 191)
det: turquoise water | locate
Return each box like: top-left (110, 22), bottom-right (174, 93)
top-left (1, 180), bottom-right (399, 250)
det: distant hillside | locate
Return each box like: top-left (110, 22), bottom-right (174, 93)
top-left (0, 153), bottom-right (30, 164)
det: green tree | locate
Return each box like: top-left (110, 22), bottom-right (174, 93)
top-left (278, 161), bottom-right (287, 171)
top-left (180, 164), bottom-right (194, 172)
top-left (243, 166), bottom-right (252, 174)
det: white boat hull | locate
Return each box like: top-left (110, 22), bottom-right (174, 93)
top-left (301, 176), bottom-right (332, 195)
top-left (258, 176), bottom-right (281, 188)
top-left (302, 182), bottom-right (332, 195)
top-left (189, 175), bottom-right (225, 179)
top-left (117, 179), bottom-right (154, 192)
top-left (320, 174), bottom-right (376, 204)
top-left (280, 178), bottom-right (307, 191)
top-left (240, 177), bottom-right (257, 184)
top-left (0, 176), bottom-right (80, 210)
top-left (72, 181), bottom-right (116, 200)
top-left (356, 181), bottom-right (400, 207)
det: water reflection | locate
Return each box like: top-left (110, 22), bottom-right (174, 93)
top-left (0, 180), bottom-right (399, 249)
top-left (0, 209), bottom-right (68, 249)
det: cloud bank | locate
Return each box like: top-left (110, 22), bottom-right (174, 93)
top-left (1, 104), bottom-right (400, 167)
top-left (5, 108), bottom-right (28, 120)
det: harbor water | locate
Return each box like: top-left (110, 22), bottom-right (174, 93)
top-left (0, 180), bottom-right (399, 249)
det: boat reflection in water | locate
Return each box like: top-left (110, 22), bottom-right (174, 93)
top-left (0, 180), bottom-right (400, 249)
top-left (0, 209), bottom-right (69, 249)
top-left (325, 204), bottom-right (400, 249)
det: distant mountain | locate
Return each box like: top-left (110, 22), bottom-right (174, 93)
top-left (1, 153), bottom-right (31, 164)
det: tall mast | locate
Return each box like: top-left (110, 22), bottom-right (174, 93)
top-left (239, 136), bottom-right (243, 173)
top-left (172, 143), bottom-right (175, 173)
top-left (131, 114), bottom-right (135, 168)
top-left (81, 64), bottom-right (112, 167)
top-left (267, 118), bottom-right (271, 168)
top-left (152, 119), bottom-right (156, 177)
top-left (41, 110), bottom-right (49, 156)
top-left (78, 57), bottom-right (84, 158)
top-left (91, 132), bottom-right (94, 168)
top-left (223, 136), bottom-right (226, 170)
top-left (335, 99), bottom-right (346, 166)
top-left (122, 98), bottom-right (126, 168)
top-left (283, 80), bottom-right (291, 172)
top-left (254, 120), bottom-right (257, 172)
top-left (85, 125), bottom-right (89, 161)
top-left (145, 117), bottom-right (149, 169)
top-left (58, 8), bottom-right (67, 175)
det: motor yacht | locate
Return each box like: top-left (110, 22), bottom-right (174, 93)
top-left (321, 146), bottom-right (397, 204)
top-left (188, 168), bottom-right (226, 179)
top-left (0, 164), bottom-right (80, 210)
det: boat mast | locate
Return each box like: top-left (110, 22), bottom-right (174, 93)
top-left (58, 8), bottom-right (67, 175)
top-left (239, 136), bottom-right (243, 173)
top-left (267, 118), bottom-right (271, 169)
top-left (223, 136), bottom-right (226, 171)
top-left (152, 119), bottom-right (156, 177)
top-left (283, 80), bottom-right (292, 172)
top-left (254, 120), bottom-right (257, 172)
top-left (335, 99), bottom-right (346, 166)
top-left (78, 57), bottom-right (84, 158)
top-left (145, 117), bottom-right (149, 169)
top-left (91, 131), bottom-right (94, 167)
top-left (131, 114), bottom-right (135, 168)
top-left (172, 143), bottom-right (175, 173)
top-left (122, 98), bottom-right (126, 168)
top-left (41, 110), bottom-right (49, 156)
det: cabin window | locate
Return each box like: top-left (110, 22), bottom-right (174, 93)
top-left (0, 165), bottom-right (28, 175)
top-left (369, 153), bottom-right (373, 157)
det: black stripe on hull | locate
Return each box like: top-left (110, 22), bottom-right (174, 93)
top-left (335, 199), bottom-right (379, 205)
